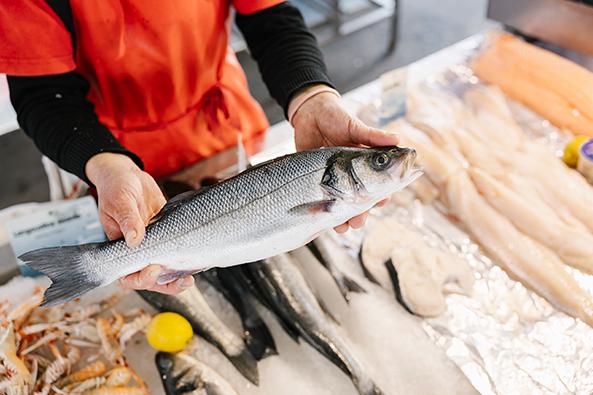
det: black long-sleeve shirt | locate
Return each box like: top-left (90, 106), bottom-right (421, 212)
top-left (7, 2), bottom-right (333, 183)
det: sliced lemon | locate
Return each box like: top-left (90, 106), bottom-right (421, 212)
top-left (146, 312), bottom-right (193, 352)
top-left (563, 135), bottom-right (589, 168)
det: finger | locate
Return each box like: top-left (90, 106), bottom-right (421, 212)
top-left (376, 198), bottom-right (390, 208)
top-left (119, 264), bottom-right (162, 290)
top-left (348, 212), bottom-right (369, 229)
top-left (334, 223), bottom-right (349, 233)
top-left (111, 198), bottom-right (145, 248)
top-left (148, 276), bottom-right (194, 295)
top-left (347, 119), bottom-right (400, 147)
top-left (100, 212), bottom-right (123, 240)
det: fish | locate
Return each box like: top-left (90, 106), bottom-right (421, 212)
top-left (137, 287), bottom-right (259, 385)
top-left (245, 254), bottom-right (384, 395)
top-left (19, 146), bottom-right (420, 307)
top-left (199, 268), bottom-right (277, 360)
top-left (156, 350), bottom-right (239, 395)
top-left (307, 235), bottom-right (365, 302)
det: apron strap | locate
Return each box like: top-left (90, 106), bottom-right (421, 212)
top-left (46, 0), bottom-right (77, 56)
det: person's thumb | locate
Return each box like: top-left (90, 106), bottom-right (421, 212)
top-left (113, 200), bottom-right (145, 248)
top-left (347, 119), bottom-right (400, 147)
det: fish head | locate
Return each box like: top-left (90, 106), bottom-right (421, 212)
top-left (322, 146), bottom-right (421, 203)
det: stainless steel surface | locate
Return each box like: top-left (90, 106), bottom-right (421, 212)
top-left (488, 0), bottom-right (593, 56)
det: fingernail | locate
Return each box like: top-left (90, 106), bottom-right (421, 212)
top-left (126, 230), bottom-right (137, 242)
top-left (181, 277), bottom-right (194, 288)
top-left (149, 267), bottom-right (160, 278)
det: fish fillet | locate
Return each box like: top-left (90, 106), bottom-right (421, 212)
top-left (470, 167), bottom-right (593, 274)
top-left (473, 34), bottom-right (593, 137)
top-left (447, 171), bottom-right (593, 326)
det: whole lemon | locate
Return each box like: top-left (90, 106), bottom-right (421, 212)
top-left (146, 312), bottom-right (193, 352)
top-left (563, 135), bottom-right (589, 168)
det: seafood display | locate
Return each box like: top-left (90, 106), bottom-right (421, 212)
top-left (156, 341), bottom-right (239, 395)
top-left (244, 253), bottom-right (383, 395)
top-left (473, 33), bottom-right (593, 137)
top-left (137, 287), bottom-right (260, 385)
top-left (391, 81), bottom-right (593, 326)
top-left (20, 146), bottom-right (420, 307)
top-left (0, 288), bottom-right (149, 394)
top-left (200, 269), bottom-right (277, 361)
top-left (307, 235), bottom-right (366, 302)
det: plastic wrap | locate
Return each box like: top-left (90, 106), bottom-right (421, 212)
top-left (350, 34), bottom-right (593, 394)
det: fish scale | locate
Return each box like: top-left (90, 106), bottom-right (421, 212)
top-left (19, 146), bottom-right (419, 306)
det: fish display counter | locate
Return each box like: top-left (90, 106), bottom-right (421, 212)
top-left (3, 30), bottom-right (593, 395)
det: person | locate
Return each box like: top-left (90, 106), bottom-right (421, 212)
top-left (1, 0), bottom-right (398, 295)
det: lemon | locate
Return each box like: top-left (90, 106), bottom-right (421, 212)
top-left (146, 312), bottom-right (193, 352)
top-left (563, 135), bottom-right (589, 168)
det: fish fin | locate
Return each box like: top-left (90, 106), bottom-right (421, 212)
top-left (150, 189), bottom-right (204, 224)
top-left (19, 244), bottom-right (104, 307)
top-left (384, 259), bottom-right (415, 315)
top-left (161, 180), bottom-right (195, 200)
top-left (199, 269), bottom-right (278, 360)
top-left (289, 200), bottom-right (335, 214)
top-left (156, 269), bottom-right (200, 285)
top-left (307, 241), bottom-right (366, 303)
top-left (228, 348), bottom-right (259, 386)
top-left (358, 249), bottom-right (381, 285)
top-left (244, 264), bottom-right (302, 344)
top-left (243, 317), bottom-right (279, 360)
top-left (340, 274), bottom-right (366, 296)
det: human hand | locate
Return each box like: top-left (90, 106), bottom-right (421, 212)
top-left (291, 85), bottom-right (399, 233)
top-left (86, 153), bottom-right (194, 294)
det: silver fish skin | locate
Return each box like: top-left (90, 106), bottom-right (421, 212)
top-left (20, 146), bottom-right (419, 306)
top-left (249, 253), bottom-right (383, 395)
top-left (156, 350), bottom-right (239, 395)
top-left (137, 287), bottom-right (259, 385)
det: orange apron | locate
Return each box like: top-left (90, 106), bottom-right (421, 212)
top-left (1, 0), bottom-right (282, 177)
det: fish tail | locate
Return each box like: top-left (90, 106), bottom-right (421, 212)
top-left (19, 244), bottom-right (102, 307)
top-left (228, 348), bottom-right (259, 386)
top-left (340, 274), bottom-right (366, 296)
top-left (244, 317), bottom-right (278, 360)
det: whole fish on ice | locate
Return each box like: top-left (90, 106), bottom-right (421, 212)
top-left (137, 287), bottom-right (259, 385)
top-left (20, 146), bottom-right (420, 306)
top-left (156, 348), bottom-right (238, 395)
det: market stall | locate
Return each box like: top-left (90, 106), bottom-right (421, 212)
top-left (2, 27), bottom-right (593, 395)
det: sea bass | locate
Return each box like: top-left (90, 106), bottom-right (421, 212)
top-left (137, 287), bottom-right (259, 385)
top-left (156, 350), bottom-right (239, 395)
top-left (246, 254), bottom-right (384, 395)
top-left (20, 146), bottom-right (419, 307)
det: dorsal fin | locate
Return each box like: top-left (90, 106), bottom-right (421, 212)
top-left (149, 189), bottom-right (201, 224)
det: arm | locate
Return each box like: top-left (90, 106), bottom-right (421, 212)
top-left (7, 72), bottom-right (192, 293)
top-left (235, 2), bottom-right (333, 114)
top-left (7, 72), bottom-right (142, 182)
top-left (236, 3), bottom-right (399, 232)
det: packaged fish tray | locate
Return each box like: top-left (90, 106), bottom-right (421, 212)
top-left (348, 30), bottom-right (593, 395)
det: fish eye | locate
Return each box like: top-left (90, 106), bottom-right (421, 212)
top-left (371, 153), bottom-right (392, 170)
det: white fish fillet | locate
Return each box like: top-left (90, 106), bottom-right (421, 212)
top-left (447, 171), bottom-right (593, 326)
top-left (390, 240), bottom-right (474, 317)
top-left (470, 167), bottom-right (593, 273)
